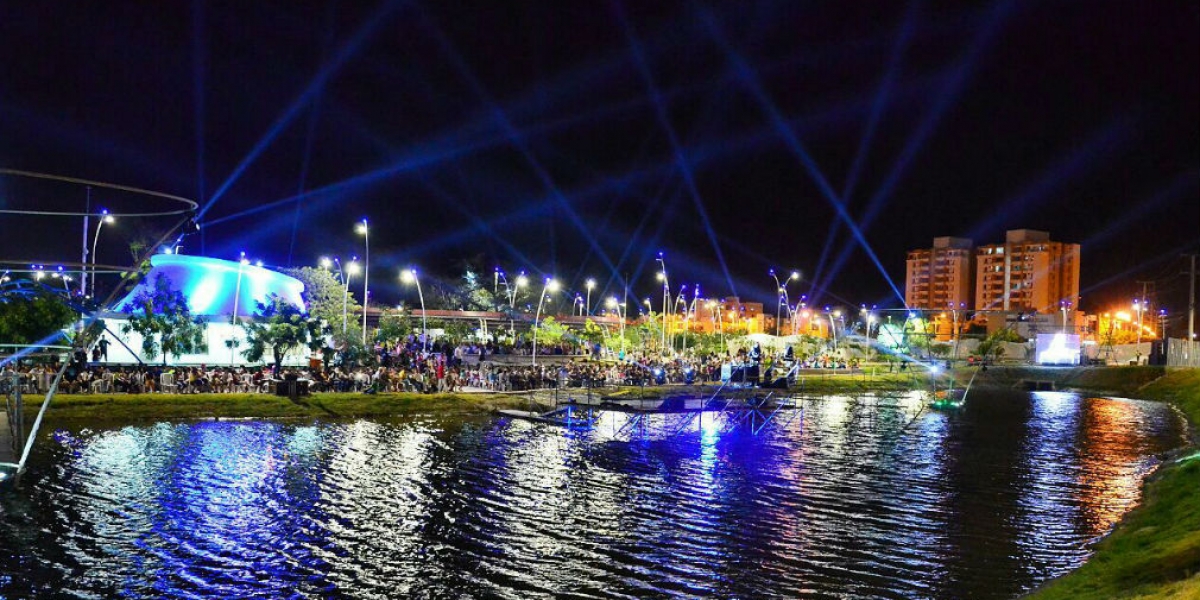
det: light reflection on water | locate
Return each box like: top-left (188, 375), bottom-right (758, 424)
top-left (0, 390), bottom-right (1184, 599)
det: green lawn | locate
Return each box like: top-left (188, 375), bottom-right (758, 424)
top-left (30, 391), bottom-right (541, 422)
top-left (1027, 368), bottom-right (1200, 599)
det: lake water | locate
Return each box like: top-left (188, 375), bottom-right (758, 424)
top-left (0, 390), bottom-right (1186, 599)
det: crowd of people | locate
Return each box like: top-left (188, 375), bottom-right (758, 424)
top-left (2, 334), bottom-right (865, 396)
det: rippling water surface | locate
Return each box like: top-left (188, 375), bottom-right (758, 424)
top-left (0, 390), bottom-right (1185, 599)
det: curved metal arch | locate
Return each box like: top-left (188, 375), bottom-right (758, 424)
top-left (0, 169), bottom-right (198, 217)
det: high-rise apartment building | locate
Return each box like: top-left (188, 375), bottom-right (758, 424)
top-left (975, 229), bottom-right (1080, 313)
top-left (905, 236), bottom-right (974, 310)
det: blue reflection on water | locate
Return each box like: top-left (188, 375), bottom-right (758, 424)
top-left (0, 392), bottom-right (1185, 600)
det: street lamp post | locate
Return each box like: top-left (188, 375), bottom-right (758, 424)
top-left (231, 252), bottom-right (249, 366)
top-left (79, 186), bottom-right (91, 297)
top-left (573, 294), bottom-right (584, 316)
top-left (321, 256), bottom-right (349, 334)
top-left (356, 219), bottom-right (369, 346)
top-left (1134, 299), bottom-right (1144, 347)
top-left (656, 253), bottom-right (669, 355)
top-left (344, 259), bottom-right (359, 335)
top-left (828, 309), bottom-right (841, 349)
top-left (607, 297), bottom-right (626, 357)
top-left (769, 269), bottom-right (800, 336)
top-left (401, 269), bottom-right (428, 353)
top-left (585, 278), bottom-right (595, 316)
top-left (89, 209), bottom-right (115, 297)
top-left (532, 278), bottom-right (559, 365)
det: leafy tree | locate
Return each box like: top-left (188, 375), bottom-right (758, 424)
top-left (976, 328), bottom-right (1018, 361)
top-left (120, 274), bottom-right (207, 364)
top-left (375, 307), bottom-right (412, 342)
top-left (580, 318), bottom-right (605, 345)
top-left (535, 316), bottom-right (568, 347)
top-left (0, 290), bottom-right (79, 345)
top-left (241, 294), bottom-right (327, 371)
top-left (283, 266), bottom-right (362, 333)
top-left (459, 269), bottom-right (497, 311)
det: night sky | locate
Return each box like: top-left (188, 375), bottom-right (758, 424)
top-left (1, 1), bottom-right (1197, 318)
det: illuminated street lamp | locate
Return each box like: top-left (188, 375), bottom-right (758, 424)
top-left (573, 294), bottom-right (585, 316)
top-left (88, 209), bottom-right (115, 297)
top-left (532, 278), bottom-right (560, 365)
top-left (1134, 299), bottom-right (1145, 346)
top-left (319, 256), bottom-right (350, 335)
top-left (769, 269), bottom-right (800, 336)
top-left (606, 296), bottom-right (626, 356)
top-left (356, 219), bottom-right (369, 346)
top-left (585, 278), bottom-right (595, 316)
top-left (231, 252), bottom-right (250, 365)
top-left (344, 258), bottom-right (360, 335)
top-left (496, 269), bottom-right (527, 337)
top-left (401, 268), bottom-right (427, 352)
top-left (656, 253), bottom-right (669, 354)
top-left (828, 309), bottom-right (842, 349)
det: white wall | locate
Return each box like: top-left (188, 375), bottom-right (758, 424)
top-left (97, 318), bottom-right (313, 367)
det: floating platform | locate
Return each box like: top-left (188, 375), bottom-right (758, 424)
top-left (498, 407), bottom-right (597, 428)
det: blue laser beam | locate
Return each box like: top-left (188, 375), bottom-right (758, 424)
top-left (197, 0), bottom-right (401, 220)
top-left (701, 8), bottom-right (906, 305)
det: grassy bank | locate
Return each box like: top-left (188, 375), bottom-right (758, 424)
top-left (32, 391), bottom-right (543, 422)
top-left (606, 371), bottom-right (929, 399)
top-left (1027, 368), bottom-right (1200, 600)
top-left (33, 371), bottom-right (928, 421)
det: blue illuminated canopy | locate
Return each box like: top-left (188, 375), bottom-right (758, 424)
top-left (112, 254), bottom-right (306, 317)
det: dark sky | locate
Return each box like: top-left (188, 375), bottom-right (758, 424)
top-left (1, 1), bottom-right (1197, 318)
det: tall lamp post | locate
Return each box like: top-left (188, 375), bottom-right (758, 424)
top-left (656, 253), bottom-right (669, 355)
top-left (607, 297), bottom-right (626, 356)
top-left (401, 269), bottom-right (428, 353)
top-left (585, 278), bottom-right (595, 316)
top-left (344, 258), bottom-right (360, 335)
top-left (1134, 299), bottom-right (1145, 346)
top-left (356, 219), bottom-right (369, 346)
top-left (231, 252), bottom-right (249, 366)
top-left (532, 277), bottom-right (559, 365)
top-left (321, 256), bottom-right (352, 334)
top-left (89, 209), bottom-right (115, 297)
top-left (495, 269), bottom-right (526, 338)
top-left (827, 309), bottom-right (841, 349)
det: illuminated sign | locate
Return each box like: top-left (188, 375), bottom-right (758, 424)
top-left (1036, 333), bottom-right (1080, 365)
